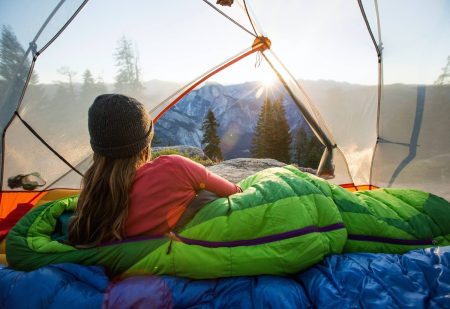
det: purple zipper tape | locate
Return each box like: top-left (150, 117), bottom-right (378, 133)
top-left (174, 223), bottom-right (346, 248)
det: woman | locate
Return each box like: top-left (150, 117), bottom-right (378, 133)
top-left (68, 94), bottom-right (241, 246)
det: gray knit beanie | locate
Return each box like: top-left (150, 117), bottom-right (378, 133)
top-left (88, 94), bottom-right (153, 158)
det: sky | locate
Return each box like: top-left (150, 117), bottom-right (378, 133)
top-left (1, 0), bottom-right (449, 86)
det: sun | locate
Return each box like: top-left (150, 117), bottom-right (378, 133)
top-left (259, 74), bottom-right (276, 87)
top-left (258, 67), bottom-right (277, 87)
top-left (254, 67), bottom-right (279, 98)
top-left (261, 77), bottom-right (275, 87)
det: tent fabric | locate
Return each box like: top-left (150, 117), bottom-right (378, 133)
top-left (1, 0), bottom-right (449, 194)
top-left (0, 191), bottom-right (44, 240)
top-left (0, 202), bottom-right (32, 240)
top-left (0, 189), bottom-right (79, 240)
top-left (1, 246), bottom-right (449, 308)
top-left (6, 166), bottom-right (450, 279)
top-left (1, 1), bottom-right (449, 231)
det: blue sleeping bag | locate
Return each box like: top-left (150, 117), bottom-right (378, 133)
top-left (1, 246), bottom-right (449, 308)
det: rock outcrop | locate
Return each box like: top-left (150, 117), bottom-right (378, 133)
top-left (153, 146), bottom-right (316, 183)
top-left (208, 158), bottom-right (288, 183)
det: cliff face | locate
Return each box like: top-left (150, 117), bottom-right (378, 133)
top-left (155, 81), bottom-right (309, 158)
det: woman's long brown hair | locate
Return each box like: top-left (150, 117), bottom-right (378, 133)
top-left (68, 146), bottom-right (150, 247)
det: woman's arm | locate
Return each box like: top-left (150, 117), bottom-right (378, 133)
top-left (202, 169), bottom-right (242, 196)
top-left (174, 155), bottom-right (241, 197)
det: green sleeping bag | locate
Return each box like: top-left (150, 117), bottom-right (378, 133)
top-left (6, 166), bottom-right (450, 279)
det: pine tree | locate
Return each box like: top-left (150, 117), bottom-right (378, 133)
top-left (435, 56), bottom-right (450, 85)
top-left (272, 98), bottom-right (292, 163)
top-left (251, 97), bottom-right (272, 158)
top-left (114, 36), bottom-right (144, 98)
top-left (79, 69), bottom-right (97, 105)
top-left (0, 25), bottom-right (31, 110)
top-left (0, 26), bottom-right (28, 83)
top-left (201, 109), bottom-right (223, 161)
top-left (251, 95), bottom-right (292, 163)
top-left (0, 25), bottom-right (45, 116)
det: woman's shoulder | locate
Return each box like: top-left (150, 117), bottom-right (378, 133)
top-left (136, 155), bottom-right (199, 176)
top-left (136, 155), bottom-right (176, 171)
top-left (143, 154), bottom-right (192, 168)
top-left (154, 155), bottom-right (203, 172)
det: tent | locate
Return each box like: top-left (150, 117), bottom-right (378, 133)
top-left (0, 0), bottom-right (449, 238)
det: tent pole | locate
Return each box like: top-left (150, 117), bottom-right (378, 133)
top-left (260, 53), bottom-right (335, 176)
top-left (357, 0), bottom-right (383, 186)
top-left (153, 37), bottom-right (270, 121)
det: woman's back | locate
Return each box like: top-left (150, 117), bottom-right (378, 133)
top-left (127, 154), bottom-right (240, 237)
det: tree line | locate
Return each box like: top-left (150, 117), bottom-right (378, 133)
top-left (250, 94), bottom-right (323, 166)
top-left (46, 35), bottom-right (145, 109)
top-left (201, 94), bottom-right (324, 168)
top-left (0, 25), bottom-right (144, 112)
top-left (1, 25), bottom-right (324, 168)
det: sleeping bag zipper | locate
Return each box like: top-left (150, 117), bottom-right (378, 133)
top-left (173, 223), bottom-right (345, 248)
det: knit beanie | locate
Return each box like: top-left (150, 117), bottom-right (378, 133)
top-left (88, 94), bottom-right (153, 158)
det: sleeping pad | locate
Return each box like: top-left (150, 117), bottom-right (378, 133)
top-left (2, 246), bottom-right (450, 308)
top-left (6, 166), bottom-right (450, 279)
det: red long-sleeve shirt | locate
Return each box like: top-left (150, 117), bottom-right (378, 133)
top-left (125, 155), bottom-right (240, 237)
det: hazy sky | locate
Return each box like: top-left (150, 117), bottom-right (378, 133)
top-left (1, 0), bottom-right (449, 85)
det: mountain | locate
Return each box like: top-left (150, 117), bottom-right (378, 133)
top-left (154, 108), bottom-right (203, 147)
top-left (155, 81), bottom-right (310, 158)
top-left (16, 78), bottom-right (379, 161)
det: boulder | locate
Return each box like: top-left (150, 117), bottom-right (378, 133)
top-left (207, 158), bottom-right (287, 183)
top-left (151, 149), bottom-right (317, 183)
